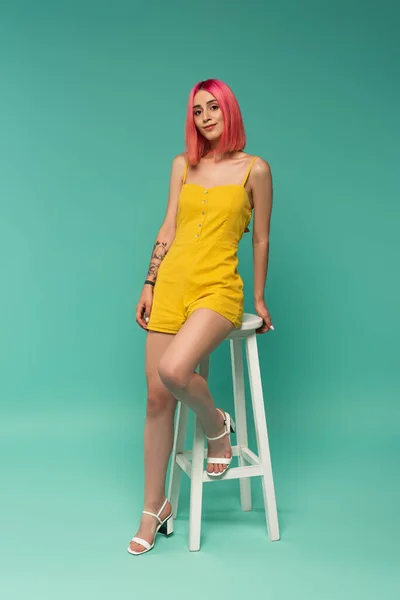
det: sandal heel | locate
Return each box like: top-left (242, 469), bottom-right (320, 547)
top-left (230, 416), bottom-right (236, 433)
top-left (159, 515), bottom-right (174, 537)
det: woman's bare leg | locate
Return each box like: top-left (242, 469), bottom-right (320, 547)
top-left (129, 330), bottom-right (178, 554)
top-left (158, 308), bottom-right (236, 475)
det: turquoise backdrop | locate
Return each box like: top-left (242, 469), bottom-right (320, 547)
top-left (1, 1), bottom-right (399, 598)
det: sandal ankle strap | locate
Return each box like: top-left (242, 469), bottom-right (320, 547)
top-left (206, 409), bottom-right (229, 441)
top-left (206, 427), bottom-right (227, 441)
top-left (142, 497), bottom-right (169, 524)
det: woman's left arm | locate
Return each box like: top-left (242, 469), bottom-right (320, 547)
top-left (251, 158), bottom-right (274, 334)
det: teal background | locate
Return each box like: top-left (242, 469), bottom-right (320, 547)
top-left (1, 0), bottom-right (399, 598)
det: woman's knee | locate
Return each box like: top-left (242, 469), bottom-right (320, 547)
top-left (158, 358), bottom-right (191, 392)
top-left (146, 379), bottom-right (175, 417)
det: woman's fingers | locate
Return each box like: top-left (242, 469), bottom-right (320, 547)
top-left (256, 311), bottom-right (275, 334)
top-left (136, 302), bottom-right (150, 330)
top-left (265, 314), bottom-right (274, 331)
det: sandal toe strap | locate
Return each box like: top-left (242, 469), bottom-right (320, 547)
top-left (207, 457), bottom-right (232, 465)
top-left (130, 536), bottom-right (152, 550)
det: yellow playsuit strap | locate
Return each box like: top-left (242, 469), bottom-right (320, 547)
top-left (182, 157), bottom-right (189, 184)
top-left (242, 155), bottom-right (258, 186)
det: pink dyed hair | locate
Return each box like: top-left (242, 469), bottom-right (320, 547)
top-left (184, 79), bottom-right (246, 165)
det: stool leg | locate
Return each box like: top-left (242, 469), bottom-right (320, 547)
top-left (230, 338), bottom-right (252, 511)
top-left (245, 333), bottom-right (280, 541)
top-left (188, 356), bottom-right (209, 551)
top-left (168, 400), bottom-right (188, 519)
top-left (189, 413), bottom-right (205, 551)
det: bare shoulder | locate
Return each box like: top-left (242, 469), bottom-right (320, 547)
top-left (248, 156), bottom-right (273, 211)
top-left (162, 153), bottom-right (188, 228)
top-left (252, 155), bottom-right (271, 179)
top-left (172, 152), bottom-right (187, 169)
top-left (168, 152), bottom-right (186, 181)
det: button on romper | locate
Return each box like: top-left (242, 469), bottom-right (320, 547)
top-left (146, 156), bottom-right (258, 334)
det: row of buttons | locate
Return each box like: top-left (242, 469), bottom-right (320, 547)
top-left (195, 190), bottom-right (208, 239)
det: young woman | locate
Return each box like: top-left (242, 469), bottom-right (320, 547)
top-left (128, 78), bottom-right (274, 555)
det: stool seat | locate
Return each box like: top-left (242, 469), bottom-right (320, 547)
top-left (168, 312), bottom-right (280, 551)
top-left (228, 312), bottom-right (263, 338)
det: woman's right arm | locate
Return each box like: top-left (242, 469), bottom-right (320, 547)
top-left (136, 153), bottom-right (186, 330)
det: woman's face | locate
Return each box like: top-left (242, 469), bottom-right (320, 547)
top-left (192, 90), bottom-right (224, 141)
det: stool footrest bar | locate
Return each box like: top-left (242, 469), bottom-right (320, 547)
top-left (178, 445), bottom-right (259, 462)
top-left (203, 464), bottom-right (263, 482)
top-left (240, 447), bottom-right (261, 466)
top-left (175, 451), bottom-right (263, 481)
top-left (175, 453), bottom-right (192, 476)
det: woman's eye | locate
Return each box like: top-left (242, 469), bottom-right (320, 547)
top-left (193, 105), bottom-right (218, 117)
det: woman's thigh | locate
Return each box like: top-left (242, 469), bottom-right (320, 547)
top-left (145, 330), bottom-right (176, 381)
top-left (158, 308), bottom-right (235, 382)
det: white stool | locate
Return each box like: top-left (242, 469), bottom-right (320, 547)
top-left (167, 312), bottom-right (280, 551)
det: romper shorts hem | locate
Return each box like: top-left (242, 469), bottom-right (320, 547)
top-left (146, 324), bottom-right (180, 335)
top-left (147, 302), bottom-right (243, 334)
top-left (187, 302), bottom-right (243, 330)
top-left (147, 298), bottom-right (243, 334)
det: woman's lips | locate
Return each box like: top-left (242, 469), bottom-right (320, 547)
top-left (204, 124), bottom-right (216, 130)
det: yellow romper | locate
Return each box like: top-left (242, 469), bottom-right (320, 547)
top-left (147, 155), bottom-right (258, 334)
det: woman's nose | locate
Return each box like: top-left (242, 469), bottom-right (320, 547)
top-left (203, 109), bottom-right (211, 123)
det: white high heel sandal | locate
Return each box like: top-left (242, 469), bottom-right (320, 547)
top-left (206, 408), bottom-right (236, 477)
top-left (127, 497), bottom-right (174, 555)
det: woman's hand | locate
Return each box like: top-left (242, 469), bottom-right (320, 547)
top-left (136, 285), bottom-right (154, 330)
top-left (254, 298), bottom-right (274, 334)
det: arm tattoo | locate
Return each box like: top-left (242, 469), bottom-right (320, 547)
top-left (152, 241), bottom-right (168, 261)
top-left (145, 240), bottom-right (169, 282)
